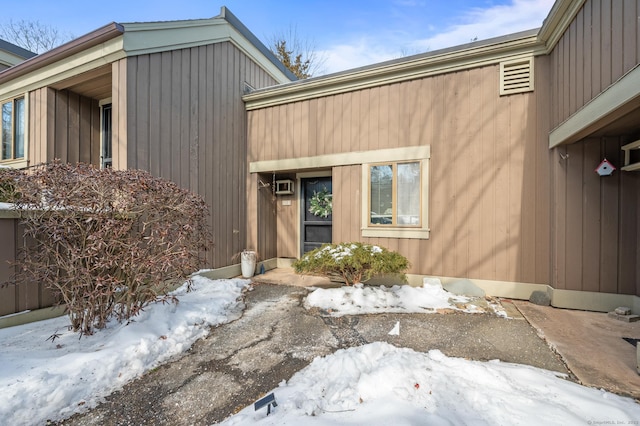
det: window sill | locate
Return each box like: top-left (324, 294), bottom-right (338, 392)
top-left (0, 158), bottom-right (28, 169)
top-left (362, 227), bottom-right (430, 239)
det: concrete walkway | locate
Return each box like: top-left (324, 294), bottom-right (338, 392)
top-left (514, 301), bottom-right (640, 399)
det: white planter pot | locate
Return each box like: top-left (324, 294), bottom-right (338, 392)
top-left (240, 251), bottom-right (257, 278)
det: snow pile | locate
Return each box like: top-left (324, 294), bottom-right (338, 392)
top-left (304, 279), bottom-right (474, 316)
top-left (223, 342), bottom-right (640, 425)
top-left (0, 276), bottom-right (249, 425)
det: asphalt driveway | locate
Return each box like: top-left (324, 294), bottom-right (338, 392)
top-left (55, 282), bottom-right (569, 425)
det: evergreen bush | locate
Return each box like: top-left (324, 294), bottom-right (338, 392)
top-left (293, 242), bottom-right (409, 285)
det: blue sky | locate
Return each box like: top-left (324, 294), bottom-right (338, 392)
top-left (3, 0), bottom-right (555, 74)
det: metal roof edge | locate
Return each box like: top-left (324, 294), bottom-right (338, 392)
top-left (218, 6), bottom-right (297, 82)
top-left (0, 39), bottom-right (36, 60)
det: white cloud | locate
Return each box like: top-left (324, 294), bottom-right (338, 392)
top-left (411, 0), bottom-right (555, 52)
top-left (318, 0), bottom-right (555, 75)
top-left (319, 37), bottom-right (402, 75)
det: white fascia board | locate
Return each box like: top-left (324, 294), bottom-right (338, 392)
top-left (0, 37), bottom-right (125, 100)
top-left (549, 64), bottom-right (640, 148)
top-left (122, 20), bottom-right (291, 84)
top-left (0, 51), bottom-right (28, 68)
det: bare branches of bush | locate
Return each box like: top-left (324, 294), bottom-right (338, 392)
top-left (6, 162), bottom-right (211, 335)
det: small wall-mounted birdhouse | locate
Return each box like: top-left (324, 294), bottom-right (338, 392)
top-left (595, 159), bottom-right (616, 176)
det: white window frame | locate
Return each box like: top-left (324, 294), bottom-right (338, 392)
top-left (1, 94), bottom-right (28, 168)
top-left (361, 146), bottom-right (430, 239)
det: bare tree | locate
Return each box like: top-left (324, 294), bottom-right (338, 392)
top-left (268, 26), bottom-right (326, 79)
top-left (0, 19), bottom-right (73, 54)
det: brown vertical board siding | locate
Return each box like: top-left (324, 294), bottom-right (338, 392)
top-left (564, 143), bottom-right (584, 290)
top-left (600, 138), bottom-right (621, 293)
top-left (582, 4), bottom-right (592, 109)
top-left (610, 0), bottom-right (624, 81)
top-left (581, 139), bottom-right (601, 292)
top-left (0, 219), bottom-right (16, 316)
top-left (600, 0), bottom-right (612, 91)
top-left (568, 18), bottom-right (577, 115)
top-left (122, 42), bottom-right (278, 268)
top-left (618, 171), bottom-right (639, 295)
top-left (54, 90), bottom-right (68, 161)
top-left (78, 96), bottom-right (91, 164)
top-left (67, 91), bottom-right (80, 163)
top-left (148, 53), bottom-right (162, 177)
top-left (623, 0), bottom-right (637, 71)
top-left (135, 54), bottom-right (151, 172)
top-left (159, 51), bottom-right (173, 179)
top-left (552, 0), bottom-right (640, 125)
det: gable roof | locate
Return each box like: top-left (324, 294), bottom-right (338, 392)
top-left (0, 38), bottom-right (36, 68)
top-left (0, 7), bottom-right (294, 100)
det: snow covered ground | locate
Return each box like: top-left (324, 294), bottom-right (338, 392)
top-left (1, 276), bottom-right (639, 425)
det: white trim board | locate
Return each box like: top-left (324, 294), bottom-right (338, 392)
top-left (549, 64), bottom-right (640, 148)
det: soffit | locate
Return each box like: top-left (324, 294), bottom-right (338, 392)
top-left (549, 65), bottom-right (640, 147)
top-left (50, 64), bottom-right (112, 100)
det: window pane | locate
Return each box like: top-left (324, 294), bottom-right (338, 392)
top-left (2, 101), bottom-right (11, 160)
top-left (102, 104), bottom-right (112, 168)
top-left (14, 98), bottom-right (24, 158)
top-left (397, 162), bottom-right (420, 225)
top-left (370, 164), bottom-right (392, 224)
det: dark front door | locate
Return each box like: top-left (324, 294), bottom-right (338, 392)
top-left (301, 177), bottom-right (332, 255)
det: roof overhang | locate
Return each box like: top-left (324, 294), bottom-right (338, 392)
top-left (0, 7), bottom-right (293, 101)
top-left (549, 64), bottom-right (640, 147)
top-left (244, 29), bottom-right (544, 110)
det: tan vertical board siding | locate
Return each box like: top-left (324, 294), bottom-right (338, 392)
top-left (126, 43), bottom-right (277, 268)
top-left (111, 58), bottom-right (127, 170)
top-left (552, 0), bottom-right (640, 126)
top-left (37, 89), bottom-right (100, 166)
top-left (534, 56), bottom-right (552, 285)
top-left (249, 62), bottom-right (552, 284)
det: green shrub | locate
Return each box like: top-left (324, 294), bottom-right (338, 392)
top-left (293, 242), bottom-right (410, 285)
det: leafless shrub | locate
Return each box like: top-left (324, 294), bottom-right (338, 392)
top-left (7, 162), bottom-right (211, 335)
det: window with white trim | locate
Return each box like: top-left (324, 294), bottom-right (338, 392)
top-left (1, 96), bottom-right (25, 162)
top-left (361, 148), bottom-right (430, 240)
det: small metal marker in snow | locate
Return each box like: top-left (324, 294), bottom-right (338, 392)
top-left (388, 321), bottom-right (400, 336)
top-left (254, 393), bottom-right (277, 416)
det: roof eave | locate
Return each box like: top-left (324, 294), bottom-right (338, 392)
top-left (244, 29), bottom-right (544, 110)
top-left (0, 22), bottom-right (124, 86)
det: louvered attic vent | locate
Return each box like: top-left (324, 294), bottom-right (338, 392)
top-left (500, 57), bottom-right (534, 95)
